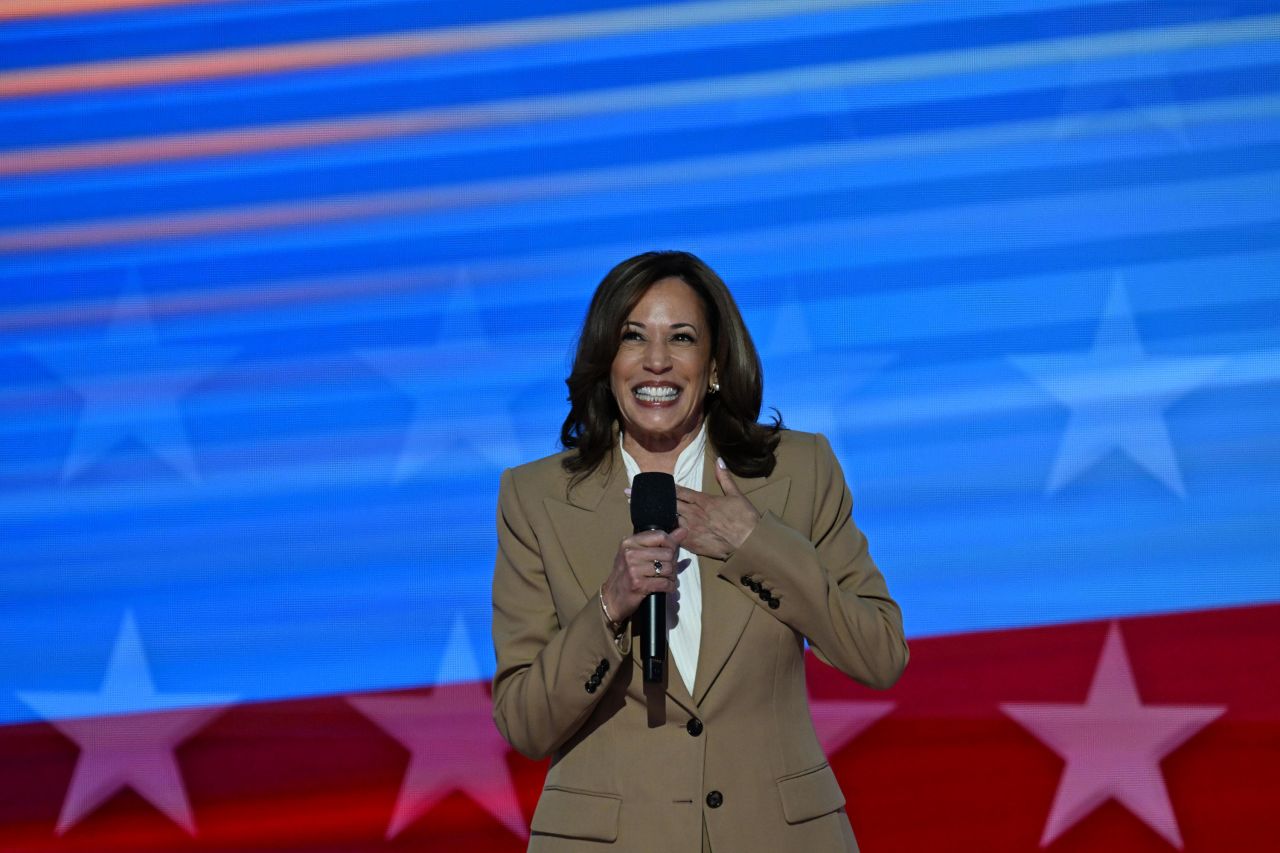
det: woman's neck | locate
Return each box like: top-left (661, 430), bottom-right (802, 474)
top-left (621, 422), bottom-right (703, 474)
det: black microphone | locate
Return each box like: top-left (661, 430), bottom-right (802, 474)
top-left (630, 471), bottom-right (677, 684)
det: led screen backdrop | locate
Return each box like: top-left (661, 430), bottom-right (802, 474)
top-left (1, 0), bottom-right (1277, 850)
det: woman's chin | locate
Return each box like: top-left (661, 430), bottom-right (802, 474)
top-left (623, 413), bottom-right (701, 450)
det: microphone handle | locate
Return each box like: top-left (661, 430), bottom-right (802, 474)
top-left (638, 592), bottom-right (666, 683)
top-left (635, 523), bottom-right (668, 684)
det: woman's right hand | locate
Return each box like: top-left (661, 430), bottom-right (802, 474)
top-left (601, 527), bottom-right (688, 622)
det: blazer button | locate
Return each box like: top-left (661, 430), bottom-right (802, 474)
top-left (748, 580), bottom-right (762, 593)
top-left (706, 790), bottom-right (723, 808)
top-left (686, 718), bottom-right (703, 737)
top-left (584, 681), bottom-right (597, 694)
top-left (757, 589), bottom-right (771, 602)
top-left (740, 576), bottom-right (752, 587)
top-left (599, 658), bottom-right (610, 672)
top-left (768, 597), bottom-right (780, 609)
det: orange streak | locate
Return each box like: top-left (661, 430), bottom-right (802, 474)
top-left (0, 1), bottom-right (850, 98)
top-left (0, 108), bottom-right (471, 176)
top-left (0, 0), bottom-right (793, 97)
top-left (0, 0), bottom-right (238, 21)
top-left (0, 184), bottom-right (495, 252)
top-left (0, 258), bottom-right (561, 334)
top-left (0, 28), bottom-right (483, 98)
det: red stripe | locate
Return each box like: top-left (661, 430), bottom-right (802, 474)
top-left (814, 604), bottom-right (1280, 851)
top-left (2, 603), bottom-right (1275, 850)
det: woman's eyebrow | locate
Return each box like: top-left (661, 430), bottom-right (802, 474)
top-left (622, 320), bottom-right (698, 330)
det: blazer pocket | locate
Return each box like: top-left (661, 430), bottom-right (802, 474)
top-left (776, 762), bottom-right (846, 825)
top-left (530, 785), bottom-right (622, 841)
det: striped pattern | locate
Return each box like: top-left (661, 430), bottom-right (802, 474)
top-left (1, 1), bottom-right (1277, 847)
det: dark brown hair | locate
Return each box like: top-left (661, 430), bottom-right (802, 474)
top-left (560, 250), bottom-right (782, 484)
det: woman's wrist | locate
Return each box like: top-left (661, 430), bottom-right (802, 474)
top-left (599, 584), bottom-right (624, 635)
top-left (731, 509), bottom-right (761, 551)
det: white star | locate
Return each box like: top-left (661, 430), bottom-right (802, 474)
top-left (361, 272), bottom-right (523, 480)
top-left (24, 284), bottom-right (233, 482)
top-left (1011, 274), bottom-right (1225, 495)
top-left (809, 699), bottom-right (895, 756)
top-left (1002, 622), bottom-right (1225, 848)
top-left (348, 619), bottom-right (525, 839)
top-left (16, 612), bottom-right (236, 835)
top-left (757, 297), bottom-right (893, 464)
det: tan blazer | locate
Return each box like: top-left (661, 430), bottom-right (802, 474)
top-left (491, 430), bottom-right (908, 852)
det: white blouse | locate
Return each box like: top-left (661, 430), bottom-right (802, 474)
top-left (620, 421), bottom-right (706, 696)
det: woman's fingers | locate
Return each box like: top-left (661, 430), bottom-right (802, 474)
top-left (604, 524), bottom-right (691, 620)
top-left (714, 458), bottom-right (745, 496)
top-left (674, 485), bottom-right (705, 506)
top-left (615, 561), bottom-right (677, 602)
top-left (624, 528), bottom-right (686, 553)
top-left (675, 498), bottom-right (706, 529)
top-left (625, 529), bottom-right (669, 549)
top-left (626, 547), bottom-right (677, 570)
top-left (641, 575), bottom-right (678, 595)
top-left (672, 470), bottom-right (760, 559)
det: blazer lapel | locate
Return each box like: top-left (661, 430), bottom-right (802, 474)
top-left (542, 454), bottom-right (699, 713)
top-left (693, 452), bottom-right (791, 706)
top-left (544, 456), bottom-right (630, 600)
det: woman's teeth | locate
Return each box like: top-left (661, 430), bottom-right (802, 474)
top-left (634, 386), bottom-right (679, 402)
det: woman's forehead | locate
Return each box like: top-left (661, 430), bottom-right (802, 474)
top-left (626, 278), bottom-right (706, 324)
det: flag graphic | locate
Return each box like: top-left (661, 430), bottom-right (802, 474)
top-left (2, 1), bottom-right (1277, 850)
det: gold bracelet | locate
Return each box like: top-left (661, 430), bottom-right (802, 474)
top-left (599, 585), bottom-right (622, 633)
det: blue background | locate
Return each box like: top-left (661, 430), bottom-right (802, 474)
top-left (1, 0), bottom-right (1277, 725)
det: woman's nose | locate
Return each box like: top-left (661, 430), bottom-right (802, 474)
top-left (643, 340), bottom-right (672, 372)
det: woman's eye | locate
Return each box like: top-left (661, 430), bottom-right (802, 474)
top-left (621, 330), bottom-right (643, 341)
top-left (673, 333), bottom-right (695, 343)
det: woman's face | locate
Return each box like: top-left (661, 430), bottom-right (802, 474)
top-left (610, 277), bottom-right (715, 452)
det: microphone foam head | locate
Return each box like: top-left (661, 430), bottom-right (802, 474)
top-left (630, 471), bottom-right (677, 532)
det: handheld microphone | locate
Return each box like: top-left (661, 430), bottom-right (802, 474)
top-left (630, 472), bottom-right (677, 684)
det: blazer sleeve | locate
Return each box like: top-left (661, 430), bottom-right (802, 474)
top-left (490, 467), bottom-right (630, 760)
top-left (722, 433), bottom-right (908, 689)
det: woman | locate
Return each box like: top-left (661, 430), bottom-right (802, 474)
top-left (491, 251), bottom-right (907, 852)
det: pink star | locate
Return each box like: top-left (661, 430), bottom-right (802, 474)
top-left (17, 612), bottom-right (235, 834)
top-left (1002, 623), bottom-right (1225, 848)
top-left (348, 619), bottom-right (525, 839)
top-left (809, 699), bottom-right (895, 756)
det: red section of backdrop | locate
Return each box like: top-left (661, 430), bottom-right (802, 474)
top-left (820, 604), bottom-right (1280, 852)
top-left (1, 603), bottom-right (1276, 852)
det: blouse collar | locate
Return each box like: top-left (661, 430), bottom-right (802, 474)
top-left (620, 419), bottom-right (708, 488)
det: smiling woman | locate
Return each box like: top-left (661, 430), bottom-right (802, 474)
top-left (490, 250), bottom-right (908, 852)
top-left (561, 251), bottom-right (782, 486)
top-left (611, 278), bottom-right (716, 465)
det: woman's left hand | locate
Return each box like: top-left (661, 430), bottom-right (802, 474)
top-left (675, 458), bottom-right (762, 560)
